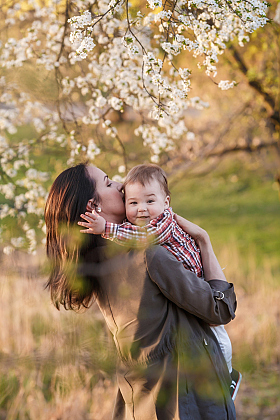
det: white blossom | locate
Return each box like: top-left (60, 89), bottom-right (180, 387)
top-left (96, 96), bottom-right (107, 108)
top-left (147, 0), bottom-right (162, 10)
top-left (112, 174), bottom-right (123, 183)
top-left (76, 37), bottom-right (96, 58)
top-left (3, 246), bottom-right (14, 255)
top-left (186, 131), bottom-right (195, 141)
top-left (0, 0), bottom-right (270, 252)
top-left (68, 11), bottom-right (92, 29)
top-left (87, 139), bottom-right (101, 160)
top-left (11, 237), bottom-right (25, 247)
top-left (0, 183), bottom-right (15, 199)
top-left (6, 168), bottom-right (17, 177)
top-left (26, 168), bottom-right (38, 179)
top-left (0, 204), bottom-right (10, 219)
top-left (151, 155), bottom-right (159, 163)
top-left (109, 97), bottom-right (123, 111)
top-left (218, 80), bottom-right (237, 90)
top-left (118, 165), bottom-right (126, 173)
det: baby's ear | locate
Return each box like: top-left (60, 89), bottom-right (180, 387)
top-left (164, 196), bottom-right (170, 209)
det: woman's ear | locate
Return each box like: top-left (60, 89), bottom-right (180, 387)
top-left (86, 199), bottom-right (96, 212)
top-left (164, 196), bottom-right (170, 209)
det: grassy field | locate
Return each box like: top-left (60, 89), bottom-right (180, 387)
top-left (1, 156), bottom-right (280, 419)
top-left (170, 157), bottom-right (280, 262)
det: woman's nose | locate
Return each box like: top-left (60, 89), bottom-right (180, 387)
top-left (114, 181), bottom-right (123, 191)
top-left (117, 182), bottom-right (124, 192)
top-left (115, 181), bottom-right (124, 198)
top-left (117, 183), bottom-right (124, 196)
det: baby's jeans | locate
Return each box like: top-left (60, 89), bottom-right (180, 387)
top-left (210, 324), bottom-right (232, 373)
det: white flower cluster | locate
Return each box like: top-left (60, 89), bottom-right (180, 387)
top-left (143, 52), bottom-right (163, 75)
top-left (87, 139), bottom-right (101, 160)
top-left (0, 70), bottom-right (55, 253)
top-left (1, 5), bottom-right (66, 71)
top-left (218, 80), bottom-right (237, 90)
top-left (147, 0), bottom-right (162, 11)
top-left (0, 183), bottom-right (16, 200)
top-left (68, 10), bottom-right (92, 29)
top-left (109, 97), bottom-right (123, 111)
top-left (121, 37), bottom-right (141, 58)
top-left (76, 37), bottom-right (96, 59)
top-left (67, 0), bottom-right (268, 109)
top-left (68, 11), bottom-right (96, 59)
top-left (0, 0), bottom-right (271, 253)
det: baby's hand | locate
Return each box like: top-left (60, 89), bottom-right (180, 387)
top-left (78, 211), bottom-right (106, 235)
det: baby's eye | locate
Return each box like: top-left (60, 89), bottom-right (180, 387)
top-left (129, 201), bottom-right (137, 205)
top-left (147, 200), bottom-right (154, 204)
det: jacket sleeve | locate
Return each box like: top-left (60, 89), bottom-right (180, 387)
top-left (145, 246), bottom-right (237, 325)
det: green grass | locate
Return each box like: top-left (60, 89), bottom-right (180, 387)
top-left (170, 159), bottom-right (280, 263)
top-left (235, 366), bottom-right (280, 419)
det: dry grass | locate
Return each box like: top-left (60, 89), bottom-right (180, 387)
top-left (0, 251), bottom-right (117, 420)
top-left (1, 244), bottom-right (280, 419)
top-left (221, 243), bottom-right (280, 369)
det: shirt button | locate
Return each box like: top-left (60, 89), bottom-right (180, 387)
top-left (204, 338), bottom-right (208, 346)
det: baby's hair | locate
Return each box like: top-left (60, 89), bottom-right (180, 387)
top-left (124, 164), bottom-right (170, 197)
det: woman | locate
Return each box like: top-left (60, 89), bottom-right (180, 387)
top-left (45, 163), bottom-right (237, 419)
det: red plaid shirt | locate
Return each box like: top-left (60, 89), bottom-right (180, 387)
top-left (103, 207), bottom-right (203, 277)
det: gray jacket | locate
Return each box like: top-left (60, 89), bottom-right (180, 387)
top-left (96, 245), bottom-right (237, 420)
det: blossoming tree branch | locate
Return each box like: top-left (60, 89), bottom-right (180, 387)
top-left (0, 0), bottom-right (271, 253)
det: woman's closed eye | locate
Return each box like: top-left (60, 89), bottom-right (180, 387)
top-left (107, 181), bottom-right (112, 187)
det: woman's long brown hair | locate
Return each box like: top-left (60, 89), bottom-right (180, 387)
top-left (44, 163), bottom-right (105, 310)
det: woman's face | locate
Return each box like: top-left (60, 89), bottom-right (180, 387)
top-left (86, 166), bottom-right (125, 223)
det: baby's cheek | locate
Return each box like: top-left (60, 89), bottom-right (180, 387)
top-left (125, 209), bottom-right (134, 224)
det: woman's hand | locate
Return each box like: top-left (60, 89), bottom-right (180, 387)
top-left (174, 214), bottom-right (209, 247)
top-left (78, 211), bottom-right (106, 235)
top-left (174, 213), bottom-right (227, 282)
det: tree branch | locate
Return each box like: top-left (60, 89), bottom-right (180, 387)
top-left (229, 45), bottom-right (277, 115)
top-left (207, 140), bottom-right (279, 158)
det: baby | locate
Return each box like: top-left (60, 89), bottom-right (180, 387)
top-left (79, 164), bottom-right (241, 400)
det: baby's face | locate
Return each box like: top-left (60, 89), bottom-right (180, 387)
top-left (125, 179), bottom-right (170, 226)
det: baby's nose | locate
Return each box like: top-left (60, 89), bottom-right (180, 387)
top-left (138, 204), bottom-right (147, 212)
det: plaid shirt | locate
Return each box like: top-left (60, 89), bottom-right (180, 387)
top-left (103, 207), bottom-right (203, 277)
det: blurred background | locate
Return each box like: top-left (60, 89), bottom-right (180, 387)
top-left (0, 0), bottom-right (280, 419)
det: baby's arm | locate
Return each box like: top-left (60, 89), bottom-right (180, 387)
top-left (103, 207), bottom-right (174, 246)
top-left (78, 211), bottom-right (148, 245)
top-left (78, 208), bottom-right (174, 247)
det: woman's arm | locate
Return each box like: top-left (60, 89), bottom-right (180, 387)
top-left (174, 214), bottom-right (227, 282)
top-left (146, 246), bottom-right (236, 325)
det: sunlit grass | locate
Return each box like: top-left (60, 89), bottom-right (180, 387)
top-left (1, 240), bottom-right (280, 419)
top-left (0, 251), bottom-right (117, 419)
